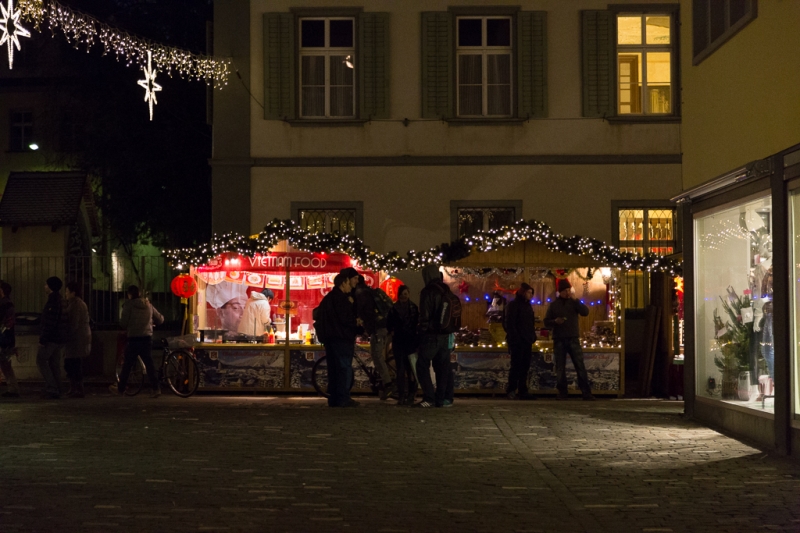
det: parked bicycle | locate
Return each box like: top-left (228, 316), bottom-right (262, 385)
top-left (115, 337), bottom-right (199, 397)
top-left (311, 344), bottom-right (396, 398)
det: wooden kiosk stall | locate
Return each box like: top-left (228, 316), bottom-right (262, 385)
top-left (444, 240), bottom-right (626, 397)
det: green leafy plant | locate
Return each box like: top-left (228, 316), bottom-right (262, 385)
top-left (713, 288), bottom-right (753, 375)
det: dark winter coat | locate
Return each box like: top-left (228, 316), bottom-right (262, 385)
top-left (504, 293), bottom-right (537, 347)
top-left (544, 297), bottom-right (589, 339)
top-left (64, 297), bottom-right (91, 359)
top-left (418, 264), bottom-right (446, 336)
top-left (317, 286), bottom-right (358, 344)
top-left (387, 300), bottom-right (419, 353)
top-left (354, 285), bottom-right (385, 335)
top-left (40, 291), bottom-right (66, 345)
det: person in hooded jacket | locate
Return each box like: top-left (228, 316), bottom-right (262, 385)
top-left (0, 280), bottom-right (20, 398)
top-left (354, 275), bottom-right (396, 399)
top-left (415, 264), bottom-right (454, 408)
top-left (110, 285), bottom-right (164, 397)
top-left (37, 276), bottom-right (67, 399)
top-left (238, 288), bottom-right (274, 338)
top-left (63, 281), bottom-right (91, 398)
top-left (503, 283), bottom-right (537, 400)
top-left (387, 285), bottom-right (419, 405)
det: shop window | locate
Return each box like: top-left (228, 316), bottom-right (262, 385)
top-left (9, 110), bottom-right (34, 152)
top-left (694, 195), bottom-right (773, 412)
top-left (616, 14), bottom-right (674, 115)
top-left (292, 201), bottom-right (362, 239)
top-left (421, 10), bottom-right (547, 120)
top-left (451, 200), bottom-right (521, 240)
top-left (263, 11), bottom-right (390, 121)
top-left (692, 0), bottom-right (757, 65)
top-left (791, 189), bottom-right (800, 420)
top-left (581, 7), bottom-right (679, 119)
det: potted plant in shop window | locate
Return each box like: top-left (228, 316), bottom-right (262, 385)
top-left (712, 287), bottom-right (753, 399)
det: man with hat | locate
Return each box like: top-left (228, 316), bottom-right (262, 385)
top-left (544, 279), bottom-right (594, 400)
top-left (206, 282), bottom-right (248, 339)
top-left (37, 276), bottom-right (67, 399)
top-left (503, 283), bottom-right (537, 400)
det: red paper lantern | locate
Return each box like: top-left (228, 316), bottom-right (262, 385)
top-left (380, 277), bottom-right (404, 302)
top-left (171, 274), bottom-right (198, 300)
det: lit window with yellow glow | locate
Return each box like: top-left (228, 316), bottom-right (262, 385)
top-left (616, 14), bottom-right (673, 115)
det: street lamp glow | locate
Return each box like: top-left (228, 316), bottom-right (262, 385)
top-left (28, 143), bottom-right (38, 150)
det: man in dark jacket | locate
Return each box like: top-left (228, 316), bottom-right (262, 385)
top-left (354, 275), bottom-right (396, 399)
top-left (37, 276), bottom-right (66, 399)
top-left (504, 283), bottom-right (537, 400)
top-left (544, 279), bottom-right (594, 400)
top-left (415, 264), bottom-right (454, 408)
top-left (0, 280), bottom-right (19, 397)
top-left (318, 273), bottom-right (359, 407)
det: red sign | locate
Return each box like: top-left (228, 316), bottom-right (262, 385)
top-left (197, 252), bottom-right (357, 274)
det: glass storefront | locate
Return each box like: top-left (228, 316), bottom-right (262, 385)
top-left (695, 195), bottom-right (774, 412)
top-left (791, 190), bottom-right (800, 420)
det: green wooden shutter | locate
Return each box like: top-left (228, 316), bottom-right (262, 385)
top-left (420, 12), bottom-right (453, 119)
top-left (263, 13), bottom-right (295, 120)
top-left (581, 10), bottom-right (615, 118)
top-left (358, 12), bottom-right (390, 119)
top-left (517, 11), bottom-right (548, 118)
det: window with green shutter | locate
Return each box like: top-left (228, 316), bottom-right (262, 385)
top-left (581, 10), bottom-right (615, 118)
top-left (262, 10), bottom-right (390, 122)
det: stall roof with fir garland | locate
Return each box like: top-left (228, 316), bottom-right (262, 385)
top-left (163, 218), bottom-right (682, 275)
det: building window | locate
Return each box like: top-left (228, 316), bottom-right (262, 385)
top-left (616, 14), bottom-right (674, 115)
top-left (299, 17), bottom-right (355, 118)
top-left (692, 0), bottom-right (757, 65)
top-left (9, 111), bottom-right (33, 152)
top-left (292, 201), bottom-right (363, 238)
top-left (456, 16), bottom-right (513, 117)
top-left (451, 200), bottom-right (521, 240)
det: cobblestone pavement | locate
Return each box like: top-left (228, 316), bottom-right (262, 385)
top-left (1, 391), bottom-right (799, 533)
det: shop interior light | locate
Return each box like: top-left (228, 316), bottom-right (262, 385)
top-left (343, 55), bottom-right (354, 69)
top-left (28, 143), bottom-right (38, 150)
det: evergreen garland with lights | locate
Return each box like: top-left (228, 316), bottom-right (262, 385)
top-left (164, 218), bottom-right (682, 275)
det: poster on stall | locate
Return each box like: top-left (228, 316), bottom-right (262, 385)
top-left (195, 349), bottom-right (285, 389)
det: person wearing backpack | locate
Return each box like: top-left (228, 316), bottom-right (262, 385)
top-left (0, 280), bottom-right (20, 398)
top-left (316, 273), bottom-right (359, 407)
top-left (503, 283), bottom-right (537, 400)
top-left (415, 264), bottom-right (457, 408)
top-left (37, 276), bottom-right (67, 399)
top-left (354, 275), bottom-right (397, 400)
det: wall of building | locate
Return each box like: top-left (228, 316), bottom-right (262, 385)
top-left (680, 1), bottom-right (800, 188)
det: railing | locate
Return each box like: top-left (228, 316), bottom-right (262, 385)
top-left (0, 255), bottom-right (181, 326)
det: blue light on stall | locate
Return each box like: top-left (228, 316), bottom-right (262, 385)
top-left (465, 296), bottom-right (471, 302)
top-left (546, 298), bottom-right (551, 302)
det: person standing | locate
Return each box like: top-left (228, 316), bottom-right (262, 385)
top-left (415, 264), bottom-right (455, 408)
top-left (387, 285), bottom-right (419, 405)
top-left (504, 283), bottom-right (537, 400)
top-left (110, 285), bottom-right (164, 398)
top-left (37, 277), bottom-right (67, 399)
top-left (64, 282), bottom-right (91, 398)
top-left (238, 288), bottom-right (274, 338)
top-left (354, 275), bottom-right (396, 399)
top-left (315, 273), bottom-right (359, 407)
top-left (0, 280), bottom-right (20, 398)
top-left (544, 279), bottom-right (594, 400)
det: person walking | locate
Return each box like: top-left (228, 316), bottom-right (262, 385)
top-left (63, 281), bottom-right (91, 398)
top-left (37, 276), bottom-right (67, 399)
top-left (314, 273), bottom-right (359, 407)
top-left (544, 279), bottom-right (594, 400)
top-left (387, 285), bottom-right (419, 405)
top-left (504, 283), bottom-right (537, 400)
top-left (415, 264), bottom-right (455, 408)
top-left (354, 275), bottom-right (396, 399)
top-left (110, 285), bottom-right (164, 398)
top-left (238, 288), bottom-right (274, 338)
top-left (0, 280), bottom-right (20, 398)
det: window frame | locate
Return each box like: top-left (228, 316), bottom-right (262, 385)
top-left (291, 201), bottom-right (364, 240)
top-left (607, 4), bottom-right (681, 122)
top-left (450, 199), bottom-right (522, 241)
top-left (455, 16), bottom-right (514, 118)
top-left (692, 0), bottom-right (757, 66)
top-left (298, 16), bottom-right (357, 119)
top-left (8, 109), bottom-right (34, 152)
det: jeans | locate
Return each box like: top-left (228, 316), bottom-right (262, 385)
top-left (370, 329), bottom-right (392, 386)
top-left (325, 340), bottom-right (355, 407)
top-left (393, 343), bottom-right (418, 399)
top-left (507, 342), bottom-right (532, 395)
top-left (417, 334), bottom-right (454, 406)
top-left (119, 337), bottom-right (159, 393)
top-left (553, 337), bottom-right (591, 395)
top-left (37, 342), bottom-right (65, 396)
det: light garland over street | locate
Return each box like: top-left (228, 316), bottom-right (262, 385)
top-left (0, 0), bottom-right (30, 69)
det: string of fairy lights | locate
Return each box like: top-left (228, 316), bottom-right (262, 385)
top-left (163, 218), bottom-right (683, 275)
top-left (3, 0), bottom-right (230, 120)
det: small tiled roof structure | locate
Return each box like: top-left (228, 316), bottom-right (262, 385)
top-left (0, 172), bottom-right (96, 231)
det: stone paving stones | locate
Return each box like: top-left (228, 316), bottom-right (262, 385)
top-left (0, 394), bottom-right (799, 532)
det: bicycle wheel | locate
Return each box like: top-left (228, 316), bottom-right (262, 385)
top-left (311, 355), bottom-right (330, 398)
top-left (165, 350), bottom-right (199, 398)
top-left (116, 357), bottom-right (145, 396)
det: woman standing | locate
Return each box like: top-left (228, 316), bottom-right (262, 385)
top-left (64, 282), bottom-right (91, 398)
top-left (111, 285), bottom-right (163, 398)
top-left (387, 285), bottom-right (420, 405)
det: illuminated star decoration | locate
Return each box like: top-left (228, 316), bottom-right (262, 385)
top-left (137, 50), bottom-right (162, 121)
top-left (0, 0), bottom-right (30, 70)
